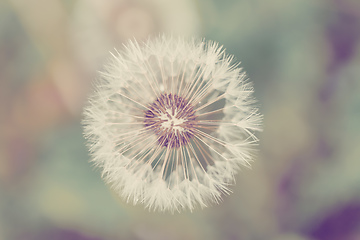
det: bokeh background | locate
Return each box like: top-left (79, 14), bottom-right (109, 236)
top-left (1, 0), bottom-right (360, 239)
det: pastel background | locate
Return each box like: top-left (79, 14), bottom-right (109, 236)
top-left (1, 0), bottom-right (360, 239)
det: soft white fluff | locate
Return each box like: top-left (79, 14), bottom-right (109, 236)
top-left (83, 35), bottom-right (262, 212)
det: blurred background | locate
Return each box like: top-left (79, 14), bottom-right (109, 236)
top-left (1, 0), bottom-right (360, 239)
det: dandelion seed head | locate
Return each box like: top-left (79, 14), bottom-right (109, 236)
top-left (83, 34), bottom-right (262, 212)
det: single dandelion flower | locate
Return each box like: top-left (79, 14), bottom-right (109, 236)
top-left (83, 35), bottom-right (262, 212)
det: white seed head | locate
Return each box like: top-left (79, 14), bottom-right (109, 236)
top-left (83, 34), bottom-right (262, 212)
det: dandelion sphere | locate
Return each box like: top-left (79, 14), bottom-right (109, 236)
top-left (83, 35), bottom-right (262, 212)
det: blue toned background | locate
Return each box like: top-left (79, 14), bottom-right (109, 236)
top-left (1, 0), bottom-right (360, 239)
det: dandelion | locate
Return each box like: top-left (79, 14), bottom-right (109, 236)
top-left (83, 35), bottom-right (262, 212)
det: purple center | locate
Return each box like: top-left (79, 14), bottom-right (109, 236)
top-left (144, 93), bottom-right (197, 148)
